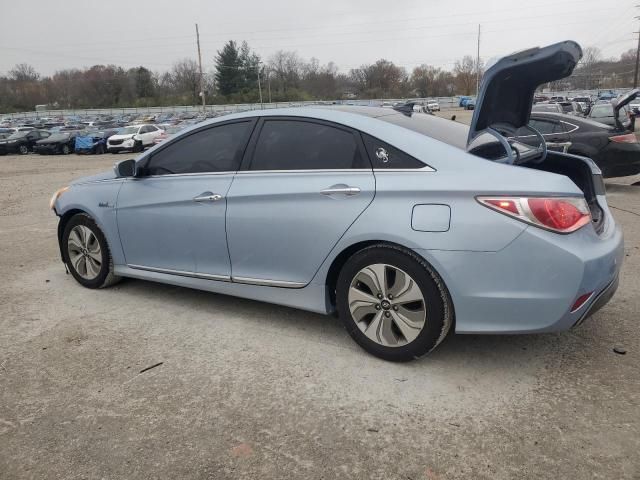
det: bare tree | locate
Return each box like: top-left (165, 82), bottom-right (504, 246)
top-left (453, 56), bottom-right (483, 96)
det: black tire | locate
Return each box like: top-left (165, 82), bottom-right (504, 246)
top-left (61, 213), bottom-right (121, 289)
top-left (18, 145), bottom-right (29, 155)
top-left (62, 144), bottom-right (71, 155)
top-left (133, 140), bottom-right (144, 152)
top-left (336, 244), bottom-right (453, 362)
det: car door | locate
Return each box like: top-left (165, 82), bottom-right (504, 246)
top-left (225, 117), bottom-right (375, 287)
top-left (138, 125), bottom-right (154, 145)
top-left (141, 125), bottom-right (161, 145)
top-left (116, 119), bottom-right (255, 278)
top-left (27, 131), bottom-right (45, 149)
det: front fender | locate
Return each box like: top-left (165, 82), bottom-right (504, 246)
top-left (54, 179), bottom-right (125, 265)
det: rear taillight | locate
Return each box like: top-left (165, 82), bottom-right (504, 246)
top-left (609, 133), bottom-right (637, 144)
top-left (478, 196), bottom-right (591, 233)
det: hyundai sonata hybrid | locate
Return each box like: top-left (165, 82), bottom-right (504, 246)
top-left (50, 41), bottom-right (623, 361)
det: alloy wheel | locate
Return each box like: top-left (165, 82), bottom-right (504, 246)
top-left (67, 225), bottom-right (102, 280)
top-left (348, 263), bottom-right (427, 347)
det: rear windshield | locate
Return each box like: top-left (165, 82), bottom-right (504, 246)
top-left (532, 104), bottom-right (560, 112)
top-left (376, 113), bottom-right (468, 149)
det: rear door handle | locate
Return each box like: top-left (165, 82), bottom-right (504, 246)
top-left (320, 185), bottom-right (361, 196)
top-left (193, 192), bottom-right (223, 202)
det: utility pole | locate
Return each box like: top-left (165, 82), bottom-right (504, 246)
top-left (257, 65), bottom-right (263, 109)
top-left (476, 24), bottom-right (481, 96)
top-left (195, 23), bottom-right (206, 112)
top-left (267, 70), bottom-right (272, 103)
top-left (634, 22), bottom-right (640, 87)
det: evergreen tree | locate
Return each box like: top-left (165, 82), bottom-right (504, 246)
top-left (214, 41), bottom-right (242, 96)
top-left (239, 41), bottom-right (260, 91)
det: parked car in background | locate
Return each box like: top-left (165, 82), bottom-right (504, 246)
top-left (571, 96), bottom-right (592, 114)
top-left (557, 101), bottom-right (583, 115)
top-left (0, 130), bottom-right (50, 155)
top-left (598, 90), bottom-right (616, 100)
top-left (107, 124), bottom-right (163, 153)
top-left (33, 132), bottom-right (77, 155)
top-left (524, 111), bottom-right (640, 177)
top-left (0, 128), bottom-right (13, 140)
top-left (586, 90), bottom-right (637, 129)
top-left (461, 97), bottom-right (476, 110)
top-left (458, 95), bottom-right (471, 107)
top-left (49, 41), bottom-right (623, 361)
top-left (532, 102), bottom-right (563, 113)
top-left (550, 95), bottom-right (568, 102)
top-left (533, 94), bottom-right (550, 103)
top-left (75, 130), bottom-right (118, 154)
top-left (426, 101), bottom-right (440, 112)
top-left (153, 125), bottom-right (184, 144)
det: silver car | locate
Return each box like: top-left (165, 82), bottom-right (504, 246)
top-left (50, 41), bottom-right (622, 361)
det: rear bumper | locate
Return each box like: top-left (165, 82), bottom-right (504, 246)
top-left (572, 274), bottom-right (619, 328)
top-left (415, 214), bottom-right (624, 334)
top-left (596, 142), bottom-right (640, 178)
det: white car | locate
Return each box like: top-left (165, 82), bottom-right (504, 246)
top-left (427, 101), bottom-right (440, 112)
top-left (107, 124), bottom-right (163, 153)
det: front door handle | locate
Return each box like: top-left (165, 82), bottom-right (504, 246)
top-left (320, 185), bottom-right (361, 196)
top-left (193, 192), bottom-right (223, 202)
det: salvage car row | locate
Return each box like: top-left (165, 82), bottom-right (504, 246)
top-left (0, 122), bottom-right (191, 156)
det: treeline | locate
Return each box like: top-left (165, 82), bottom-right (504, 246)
top-left (0, 41), bottom-right (635, 112)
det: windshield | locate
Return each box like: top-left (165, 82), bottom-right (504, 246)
top-left (118, 126), bottom-right (138, 135)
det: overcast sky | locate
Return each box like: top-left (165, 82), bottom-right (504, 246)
top-left (0, 0), bottom-right (637, 76)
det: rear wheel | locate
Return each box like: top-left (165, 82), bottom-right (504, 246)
top-left (336, 245), bottom-right (452, 362)
top-left (18, 145), bottom-right (29, 155)
top-left (62, 213), bottom-right (120, 289)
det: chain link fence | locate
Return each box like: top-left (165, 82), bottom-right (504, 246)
top-left (0, 89), bottom-right (628, 120)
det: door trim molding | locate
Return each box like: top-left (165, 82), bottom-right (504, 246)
top-left (127, 264), bottom-right (306, 288)
top-left (232, 276), bottom-right (307, 288)
top-left (128, 264), bottom-right (231, 282)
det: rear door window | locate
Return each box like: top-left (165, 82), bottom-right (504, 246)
top-left (250, 119), bottom-right (369, 170)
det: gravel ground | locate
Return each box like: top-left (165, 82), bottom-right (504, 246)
top-left (0, 152), bottom-right (638, 480)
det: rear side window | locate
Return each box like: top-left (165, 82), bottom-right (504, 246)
top-left (361, 133), bottom-right (425, 169)
top-left (250, 120), bottom-right (368, 170)
top-left (145, 121), bottom-right (251, 175)
top-left (529, 119), bottom-right (563, 135)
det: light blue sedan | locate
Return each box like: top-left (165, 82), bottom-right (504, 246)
top-left (50, 41), bottom-right (622, 361)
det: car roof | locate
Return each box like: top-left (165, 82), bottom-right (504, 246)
top-left (200, 106), bottom-right (470, 149)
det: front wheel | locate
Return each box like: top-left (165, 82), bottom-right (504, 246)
top-left (336, 245), bottom-right (453, 362)
top-left (61, 144), bottom-right (71, 155)
top-left (18, 145), bottom-right (29, 155)
top-left (62, 213), bottom-right (120, 289)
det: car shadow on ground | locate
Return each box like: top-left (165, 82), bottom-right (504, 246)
top-left (105, 276), bottom-right (584, 370)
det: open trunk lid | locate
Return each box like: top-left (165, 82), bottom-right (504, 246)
top-left (613, 88), bottom-right (639, 131)
top-left (467, 41), bottom-right (582, 151)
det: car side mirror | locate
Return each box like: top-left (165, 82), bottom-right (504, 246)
top-left (114, 159), bottom-right (136, 177)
